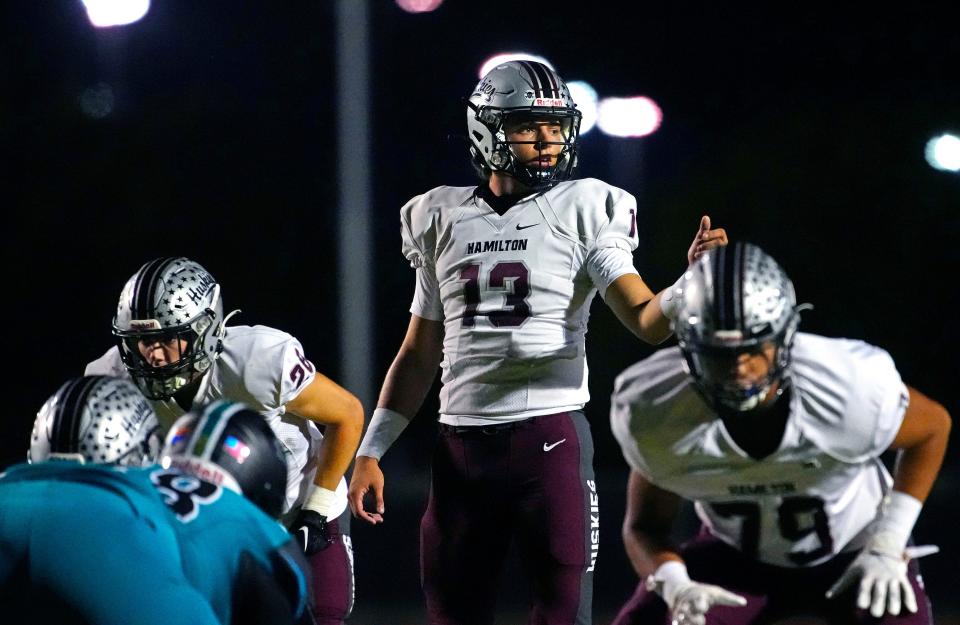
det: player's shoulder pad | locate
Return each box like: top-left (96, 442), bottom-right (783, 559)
top-left (84, 345), bottom-right (127, 377)
top-left (400, 185), bottom-right (476, 267)
top-left (790, 333), bottom-right (908, 463)
top-left (611, 348), bottom-right (693, 435)
top-left (538, 178), bottom-right (637, 248)
top-left (222, 325), bottom-right (297, 363)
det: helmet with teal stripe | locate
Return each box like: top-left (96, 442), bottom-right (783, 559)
top-left (161, 400), bottom-right (288, 518)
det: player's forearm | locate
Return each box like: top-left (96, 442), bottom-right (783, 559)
top-left (635, 293), bottom-right (674, 344)
top-left (892, 410), bottom-right (951, 503)
top-left (606, 274), bottom-right (674, 344)
top-left (622, 525), bottom-right (683, 578)
top-left (376, 344), bottom-right (442, 418)
top-left (312, 420), bottom-right (363, 490)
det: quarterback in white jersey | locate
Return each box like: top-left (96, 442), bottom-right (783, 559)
top-left (609, 243), bottom-right (950, 625)
top-left (348, 60), bottom-right (728, 625)
top-left (86, 257), bottom-right (363, 625)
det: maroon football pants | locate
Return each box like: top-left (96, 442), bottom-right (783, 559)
top-left (420, 411), bottom-right (597, 625)
top-left (306, 509), bottom-right (354, 625)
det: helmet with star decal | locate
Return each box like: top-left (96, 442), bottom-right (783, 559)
top-left (112, 257), bottom-right (228, 400)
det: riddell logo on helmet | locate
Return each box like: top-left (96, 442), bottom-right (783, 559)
top-left (533, 97), bottom-right (564, 107)
top-left (712, 330), bottom-right (744, 344)
top-left (171, 457), bottom-right (227, 486)
top-left (130, 320), bottom-right (162, 330)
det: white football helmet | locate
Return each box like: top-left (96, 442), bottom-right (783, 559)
top-left (466, 60), bottom-right (581, 190)
top-left (673, 242), bottom-right (805, 411)
top-left (112, 257), bottom-right (231, 399)
top-left (29, 375), bottom-right (162, 465)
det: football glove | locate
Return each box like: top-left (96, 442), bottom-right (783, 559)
top-left (292, 509), bottom-right (333, 555)
top-left (647, 561), bottom-right (747, 625)
top-left (826, 532), bottom-right (937, 618)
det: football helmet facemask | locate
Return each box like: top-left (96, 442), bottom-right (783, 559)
top-left (29, 375), bottom-right (162, 466)
top-left (161, 400), bottom-right (288, 518)
top-left (673, 242), bottom-right (806, 411)
top-left (112, 257), bottom-right (234, 400)
top-left (466, 60), bottom-right (581, 190)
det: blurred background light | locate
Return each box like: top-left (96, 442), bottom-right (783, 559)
top-left (567, 81), bottom-right (598, 135)
top-left (81, 0), bottom-right (150, 27)
top-left (925, 133), bottom-right (960, 172)
top-left (395, 0), bottom-right (444, 13)
top-left (597, 96), bottom-right (663, 138)
top-left (478, 53), bottom-right (554, 79)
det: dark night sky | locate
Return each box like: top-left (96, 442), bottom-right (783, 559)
top-left (4, 2), bottom-right (959, 622)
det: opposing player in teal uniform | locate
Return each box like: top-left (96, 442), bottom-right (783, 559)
top-left (0, 376), bottom-right (315, 625)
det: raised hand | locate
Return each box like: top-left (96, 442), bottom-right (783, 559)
top-left (687, 215), bottom-right (728, 265)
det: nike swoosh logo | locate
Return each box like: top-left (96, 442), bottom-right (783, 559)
top-left (543, 439), bottom-right (567, 452)
top-left (516, 223), bottom-right (540, 230)
top-left (298, 527), bottom-right (309, 548)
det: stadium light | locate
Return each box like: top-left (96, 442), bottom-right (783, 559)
top-left (597, 96), bottom-right (662, 138)
top-left (478, 53), bottom-right (554, 79)
top-left (567, 81), bottom-right (598, 135)
top-left (81, 0), bottom-right (150, 27)
top-left (925, 133), bottom-right (960, 172)
top-left (396, 0), bottom-right (444, 13)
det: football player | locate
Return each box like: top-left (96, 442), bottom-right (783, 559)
top-left (347, 60), bottom-right (728, 625)
top-left (609, 243), bottom-right (950, 625)
top-left (3, 379), bottom-right (314, 625)
top-left (84, 258), bottom-right (362, 625)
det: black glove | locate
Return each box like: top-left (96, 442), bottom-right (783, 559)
top-left (291, 509), bottom-right (333, 555)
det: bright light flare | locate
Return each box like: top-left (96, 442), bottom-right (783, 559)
top-left (82, 0), bottom-right (150, 27)
top-left (597, 96), bottom-right (662, 138)
top-left (567, 81), bottom-right (598, 135)
top-left (478, 53), bottom-right (554, 79)
top-left (395, 0), bottom-right (444, 13)
top-left (925, 133), bottom-right (960, 172)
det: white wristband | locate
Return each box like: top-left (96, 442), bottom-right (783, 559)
top-left (645, 560), bottom-right (690, 604)
top-left (303, 486), bottom-right (337, 518)
top-left (874, 490), bottom-right (923, 551)
top-left (355, 407), bottom-right (411, 461)
top-left (657, 272), bottom-right (689, 321)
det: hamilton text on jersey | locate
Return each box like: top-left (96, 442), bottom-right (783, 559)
top-left (465, 239), bottom-right (529, 255)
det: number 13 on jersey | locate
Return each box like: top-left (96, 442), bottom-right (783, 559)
top-left (458, 261), bottom-right (531, 328)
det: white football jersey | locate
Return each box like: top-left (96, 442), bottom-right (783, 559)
top-left (85, 325), bottom-right (348, 518)
top-left (610, 333), bottom-right (909, 568)
top-left (402, 178), bottom-right (640, 423)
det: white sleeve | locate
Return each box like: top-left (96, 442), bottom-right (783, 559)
top-left (409, 266), bottom-right (443, 321)
top-left (794, 337), bottom-right (909, 463)
top-left (593, 188), bottom-right (639, 253)
top-left (586, 246), bottom-right (640, 297)
top-left (400, 193), bottom-right (432, 269)
top-left (584, 185), bottom-right (640, 295)
top-left (84, 346), bottom-right (128, 377)
top-left (279, 337), bottom-right (318, 407)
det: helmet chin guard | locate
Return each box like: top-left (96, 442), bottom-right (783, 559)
top-left (466, 60), bottom-right (581, 190)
